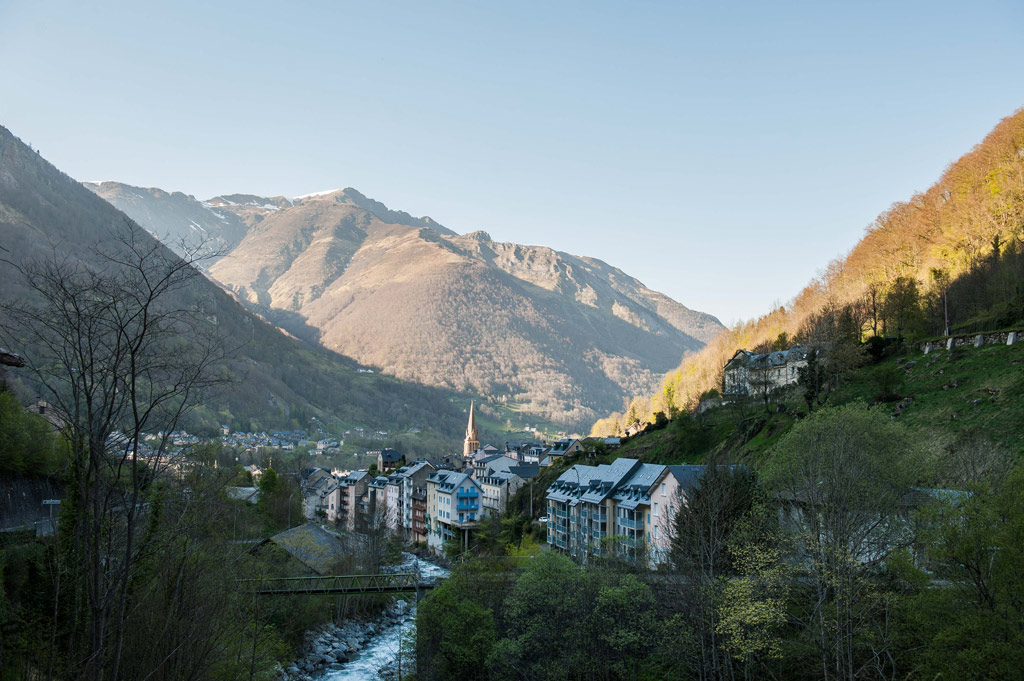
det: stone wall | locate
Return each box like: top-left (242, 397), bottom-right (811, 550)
top-left (916, 329), bottom-right (1021, 354)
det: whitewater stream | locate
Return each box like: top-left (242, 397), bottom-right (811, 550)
top-left (318, 554), bottom-right (449, 681)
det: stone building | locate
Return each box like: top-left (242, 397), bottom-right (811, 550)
top-left (722, 345), bottom-right (811, 397)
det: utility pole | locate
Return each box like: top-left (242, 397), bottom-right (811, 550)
top-left (944, 287), bottom-right (950, 337)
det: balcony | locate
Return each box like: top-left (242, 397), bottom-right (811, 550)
top-left (591, 511), bottom-right (607, 522)
top-left (593, 530), bottom-right (606, 539)
top-left (555, 507), bottom-right (568, 518)
top-left (555, 537), bottom-right (567, 549)
top-left (456, 502), bottom-right (478, 511)
top-left (618, 517), bottom-right (641, 530)
top-left (457, 491), bottom-right (478, 500)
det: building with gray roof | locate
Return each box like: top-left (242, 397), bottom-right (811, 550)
top-left (546, 458), bottom-right (719, 567)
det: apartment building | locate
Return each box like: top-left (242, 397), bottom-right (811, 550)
top-left (546, 458), bottom-right (696, 567)
top-left (336, 470), bottom-right (370, 531)
top-left (479, 470), bottom-right (523, 516)
top-left (426, 470), bottom-right (482, 555)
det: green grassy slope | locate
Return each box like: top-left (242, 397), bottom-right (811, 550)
top-left (608, 340), bottom-right (1024, 469)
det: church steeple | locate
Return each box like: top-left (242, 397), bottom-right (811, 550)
top-left (463, 400), bottom-right (480, 458)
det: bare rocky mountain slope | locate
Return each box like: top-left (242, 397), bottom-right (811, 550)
top-left (88, 183), bottom-right (724, 426)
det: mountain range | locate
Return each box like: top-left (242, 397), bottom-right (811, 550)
top-left (0, 125), bottom-right (469, 448)
top-left (86, 182), bottom-right (724, 425)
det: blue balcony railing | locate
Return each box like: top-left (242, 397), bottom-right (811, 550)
top-left (618, 517), bottom-right (641, 530)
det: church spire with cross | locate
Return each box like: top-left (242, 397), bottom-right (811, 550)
top-left (463, 400), bottom-right (480, 458)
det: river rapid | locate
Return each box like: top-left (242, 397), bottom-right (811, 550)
top-left (283, 553), bottom-right (449, 681)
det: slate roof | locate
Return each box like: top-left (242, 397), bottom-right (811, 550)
top-left (268, 523), bottom-right (347, 575)
top-left (480, 470), bottom-right (519, 486)
top-left (665, 465), bottom-right (708, 493)
top-left (726, 345), bottom-right (810, 371)
top-left (340, 470), bottom-right (369, 486)
top-left (508, 465), bottom-right (540, 480)
top-left (480, 455), bottom-right (520, 476)
top-left (549, 438), bottom-right (580, 453)
top-left (433, 471), bottom-right (478, 493)
top-left (547, 458), bottom-right (643, 505)
top-left (379, 448), bottom-right (403, 464)
top-left (226, 486), bottom-right (260, 504)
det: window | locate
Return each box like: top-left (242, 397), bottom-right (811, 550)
top-left (653, 502), bottom-right (658, 516)
top-left (661, 483), bottom-right (666, 497)
top-left (653, 526), bottom-right (659, 539)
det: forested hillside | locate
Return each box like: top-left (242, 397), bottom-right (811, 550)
top-left (594, 107), bottom-right (1024, 434)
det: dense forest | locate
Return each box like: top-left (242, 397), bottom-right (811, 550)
top-left (420, 403), bottom-right (1024, 681)
top-left (594, 107), bottom-right (1024, 435)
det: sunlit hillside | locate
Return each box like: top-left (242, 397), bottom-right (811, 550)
top-left (594, 107), bottom-right (1024, 435)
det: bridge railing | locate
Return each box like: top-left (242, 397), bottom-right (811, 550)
top-left (240, 572), bottom-right (429, 596)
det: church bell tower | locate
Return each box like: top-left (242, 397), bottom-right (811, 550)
top-left (463, 400), bottom-right (480, 458)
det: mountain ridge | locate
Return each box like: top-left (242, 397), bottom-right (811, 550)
top-left (88, 180), bottom-right (724, 426)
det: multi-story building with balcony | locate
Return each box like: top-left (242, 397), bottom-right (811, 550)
top-left (363, 476), bottom-right (390, 531)
top-left (479, 469), bottom-right (523, 516)
top-left (411, 488), bottom-right (428, 544)
top-left (336, 470), bottom-right (369, 531)
top-left (546, 458), bottom-right (698, 567)
top-left (426, 470), bottom-right (482, 555)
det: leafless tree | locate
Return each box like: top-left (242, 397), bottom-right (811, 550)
top-left (0, 225), bottom-right (228, 681)
top-left (669, 464), bottom-right (758, 681)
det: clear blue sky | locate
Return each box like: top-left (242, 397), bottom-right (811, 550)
top-left (2, 0), bottom-right (1022, 324)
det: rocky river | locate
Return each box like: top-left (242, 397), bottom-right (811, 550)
top-left (279, 554), bottom-right (449, 681)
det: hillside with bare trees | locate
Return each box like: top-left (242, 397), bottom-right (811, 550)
top-left (594, 107), bottom-right (1024, 434)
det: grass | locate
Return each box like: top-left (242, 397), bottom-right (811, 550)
top-left (613, 339), bottom-right (1024, 471)
top-left (832, 340), bottom-right (1024, 455)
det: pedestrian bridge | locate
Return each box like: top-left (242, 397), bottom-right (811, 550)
top-left (241, 572), bottom-right (439, 596)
